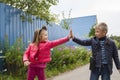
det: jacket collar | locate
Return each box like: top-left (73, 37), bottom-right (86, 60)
top-left (98, 36), bottom-right (106, 41)
top-left (93, 36), bottom-right (110, 45)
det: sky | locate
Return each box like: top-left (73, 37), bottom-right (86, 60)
top-left (50, 0), bottom-right (120, 36)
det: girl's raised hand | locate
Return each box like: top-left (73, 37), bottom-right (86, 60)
top-left (68, 28), bottom-right (74, 39)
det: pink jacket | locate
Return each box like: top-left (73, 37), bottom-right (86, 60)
top-left (23, 36), bottom-right (69, 65)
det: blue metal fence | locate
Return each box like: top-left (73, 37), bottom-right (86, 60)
top-left (0, 3), bottom-right (69, 49)
top-left (0, 3), bottom-right (97, 49)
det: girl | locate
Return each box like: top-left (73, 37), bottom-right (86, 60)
top-left (23, 26), bottom-right (72, 80)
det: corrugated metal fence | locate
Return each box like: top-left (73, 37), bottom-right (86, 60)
top-left (0, 3), bottom-right (68, 49)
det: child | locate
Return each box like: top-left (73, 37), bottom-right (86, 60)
top-left (23, 26), bottom-right (72, 80)
top-left (71, 22), bottom-right (120, 80)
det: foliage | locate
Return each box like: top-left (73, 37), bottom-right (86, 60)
top-left (110, 35), bottom-right (120, 49)
top-left (88, 23), bottom-right (96, 37)
top-left (0, 74), bottom-right (24, 80)
top-left (46, 45), bottom-right (91, 77)
top-left (3, 36), bottom-right (27, 79)
top-left (110, 35), bottom-right (120, 42)
top-left (0, 0), bottom-right (59, 23)
top-left (3, 35), bottom-right (10, 52)
top-left (114, 40), bottom-right (120, 49)
top-left (61, 9), bottom-right (72, 30)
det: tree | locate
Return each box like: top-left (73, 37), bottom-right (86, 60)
top-left (88, 24), bottom-right (96, 37)
top-left (110, 35), bottom-right (120, 49)
top-left (61, 9), bottom-right (72, 30)
top-left (0, 0), bottom-right (58, 23)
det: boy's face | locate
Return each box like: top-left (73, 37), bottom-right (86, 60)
top-left (40, 30), bottom-right (48, 41)
top-left (95, 27), bottom-right (106, 39)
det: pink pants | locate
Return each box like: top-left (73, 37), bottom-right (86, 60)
top-left (27, 66), bottom-right (46, 80)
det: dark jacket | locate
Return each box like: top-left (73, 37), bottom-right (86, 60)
top-left (73, 37), bottom-right (120, 74)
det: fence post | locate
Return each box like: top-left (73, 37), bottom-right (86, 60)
top-left (0, 50), bottom-right (6, 72)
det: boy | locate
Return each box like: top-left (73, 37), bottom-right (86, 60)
top-left (71, 22), bottom-right (120, 80)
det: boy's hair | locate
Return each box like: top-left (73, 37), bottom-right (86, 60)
top-left (32, 29), bottom-right (40, 45)
top-left (39, 26), bottom-right (47, 35)
top-left (95, 22), bottom-right (108, 33)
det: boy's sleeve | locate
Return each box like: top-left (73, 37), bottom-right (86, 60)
top-left (23, 44), bottom-right (31, 62)
top-left (112, 41), bottom-right (120, 69)
top-left (72, 37), bottom-right (92, 46)
top-left (49, 36), bottom-right (69, 48)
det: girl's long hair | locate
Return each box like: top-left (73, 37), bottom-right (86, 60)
top-left (32, 26), bottom-right (47, 45)
top-left (32, 29), bottom-right (40, 45)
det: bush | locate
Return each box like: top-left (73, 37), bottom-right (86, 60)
top-left (4, 37), bottom-right (27, 79)
top-left (114, 40), bottom-right (120, 49)
top-left (46, 45), bottom-right (91, 77)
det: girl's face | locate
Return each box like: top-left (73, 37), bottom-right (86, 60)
top-left (40, 30), bottom-right (48, 41)
top-left (95, 27), bottom-right (106, 39)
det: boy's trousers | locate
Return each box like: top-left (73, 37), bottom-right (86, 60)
top-left (90, 64), bottom-right (110, 80)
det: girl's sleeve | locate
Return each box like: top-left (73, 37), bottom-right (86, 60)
top-left (23, 44), bottom-right (31, 62)
top-left (49, 36), bottom-right (69, 48)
